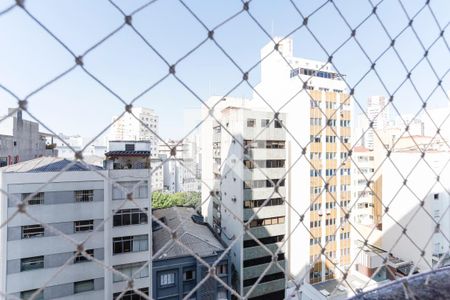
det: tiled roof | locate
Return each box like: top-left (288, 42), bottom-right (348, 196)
top-left (0, 157), bottom-right (103, 173)
top-left (152, 207), bottom-right (224, 260)
top-left (105, 151), bottom-right (150, 157)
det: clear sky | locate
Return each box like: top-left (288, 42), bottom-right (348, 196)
top-left (0, 0), bottom-right (449, 141)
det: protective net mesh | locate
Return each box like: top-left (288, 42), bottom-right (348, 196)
top-left (0, 0), bottom-right (449, 299)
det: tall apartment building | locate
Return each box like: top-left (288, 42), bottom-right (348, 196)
top-left (201, 98), bottom-right (287, 299)
top-left (0, 141), bottom-right (152, 300)
top-left (366, 96), bottom-right (390, 150)
top-left (0, 109), bottom-right (57, 166)
top-left (253, 37), bottom-right (352, 284)
top-left (109, 107), bottom-right (159, 157)
top-left (351, 146), bottom-right (376, 226)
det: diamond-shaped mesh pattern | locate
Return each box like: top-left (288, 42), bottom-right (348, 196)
top-left (0, 0), bottom-right (449, 299)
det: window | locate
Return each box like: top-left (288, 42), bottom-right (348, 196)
top-left (113, 262), bottom-right (149, 282)
top-left (266, 140), bottom-right (285, 149)
top-left (216, 263), bottom-right (227, 275)
top-left (160, 272), bottom-right (175, 287)
top-left (113, 208), bottom-right (148, 227)
top-left (274, 120), bottom-right (283, 128)
top-left (434, 193), bottom-right (439, 200)
top-left (244, 235), bottom-right (284, 248)
top-left (243, 179), bottom-right (285, 189)
top-left (22, 225), bottom-right (44, 239)
top-left (243, 272), bottom-right (284, 287)
top-left (21, 289), bottom-right (44, 300)
top-left (183, 269), bottom-right (195, 281)
top-left (261, 119), bottom-right (270, 127)
top-left (74, 280), bottom-right (94, 294)
top-left (112, 182), bottom-right (148, 200)
top-left (113, 235), bottom-right (148, 254)
top-left (247, 119), bottom-right (256, 127)
top-left (249, 216), bottom-right (285, 228)
top-left (243, 198), bottom-right (284, 208)
top-left (75, 190), bottom-right (93, 202)
top-left (244, 253), bottom-right (284, 268)
top-left (125, 144), bottom-right (135, 151)
top-left (74, 220), bottom-right (94, 232)
top-left (74, 249), bottom-right (94, 263)
top-left (0, 157), bottom-right (7, 167)
top-left (21, 256), bottom-right (44, 272)
top-left (22, 192), bottom-right (44, 205)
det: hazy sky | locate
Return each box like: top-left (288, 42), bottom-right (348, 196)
top-left (0, 0), bottom-right (449, 141)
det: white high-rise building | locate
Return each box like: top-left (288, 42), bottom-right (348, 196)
top-left (201, 97), bottom-right (287, 299)
top-left (351, 146), bottom-right (376, 226)
top-left (381, 138), bottom-right (450, 271)
top-left (109, 107), bottom-right (159, 157)
top-left (201, 37), bottom-right (353, 298)
top-left (253, 37), bottom-right (352, 285)
top-left (0, 141), bottom-right (152, 300)
top-left (366, 96), bottom-right (390, 150)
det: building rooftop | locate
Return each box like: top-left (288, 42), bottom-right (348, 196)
top-left (0, 157), bottom-right (102, 173)
top-left (152, 207), bottom-right (225, 260)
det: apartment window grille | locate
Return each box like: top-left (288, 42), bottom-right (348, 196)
top-left (21, 289), bottom-right (44, 300)
top-left (22, 192), bottom-right (44, 205)
top-left (243, 235), bottom-right (284, 248)
top-left (74, 249), bottom-right (94, 263)
top-left (74, 220), bottom-right (94, 232)
top-left (75, 190), bottom-right (94, 202)
top-left (74, 280), bottom-right (94, 294)
top-left (113, 288), bottom-right (149, 300)
top-left (183, 269), bottom-right (196, 281)
top-left (113, 208), bottom-right (148, 226)
top-left (160, 272), bottom-right (176, 287)
top-left (249, 216), bottom-right (285, 228)
top-left (113, 235), bottom-right (148, 254)
top-left (20, 256), bottom-right (44, 272)
top-left (21, 225), bottom-right (44, 239)
top-left (246, 119), bottom-right (256, 127)
top-left (113, 262), bottom-right (149, 282)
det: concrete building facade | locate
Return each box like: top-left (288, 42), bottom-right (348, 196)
top-left (253, 37), bottom-right (353, 285)
top-left (0, 141), bottom-right (152, 300)
top-left (201, 100), bottom-right (287, 299)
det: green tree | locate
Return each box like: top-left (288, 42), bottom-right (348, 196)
top-left (152, 191), bottom-right (201, 209)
